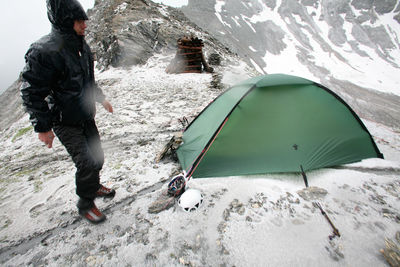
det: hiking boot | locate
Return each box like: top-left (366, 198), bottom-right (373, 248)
top-left (77, 198), bottom-right (106, 224)
top-left (96, 184), bottom-right (116, 198)
top-left (78, 206), bottom-right (106, 224)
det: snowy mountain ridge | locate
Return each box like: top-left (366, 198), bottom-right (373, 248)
top-left (183, 0), bottom-right (400, 95)
top-left (0, 0), bottom-right (399, 266)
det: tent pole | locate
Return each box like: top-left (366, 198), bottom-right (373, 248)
top-left (300, 165), bottom-right (309, 187)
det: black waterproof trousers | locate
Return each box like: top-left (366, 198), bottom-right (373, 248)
top-left (53, 119), bottom-right (104, 200)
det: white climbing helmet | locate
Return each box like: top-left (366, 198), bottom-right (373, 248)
top-left (178, 188), bottom-right (204, 212)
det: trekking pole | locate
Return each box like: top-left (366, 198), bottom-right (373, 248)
top-left (313, 201), bottom-right (340, 240)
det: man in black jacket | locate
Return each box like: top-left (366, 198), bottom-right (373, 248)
top-left (21, 0), bottom-right (115, 224)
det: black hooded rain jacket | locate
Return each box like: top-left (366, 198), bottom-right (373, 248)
top-left (21, 0), bottom-right (105, 132)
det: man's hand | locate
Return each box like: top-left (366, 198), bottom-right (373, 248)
top-left (102, 100), bottom-right (113, 113)
top-left (38, 131), bottom-right (55, 148)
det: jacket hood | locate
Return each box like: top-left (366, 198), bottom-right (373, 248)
top-left (47, 0), bottom-right (88, 33)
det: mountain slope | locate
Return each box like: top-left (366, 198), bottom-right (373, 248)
top-left (182, 0), bottom-right (400, 91)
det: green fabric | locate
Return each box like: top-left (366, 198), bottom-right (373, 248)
top-left (177, 74), bottom-right (382, 178)
top-left (178, 83), bottom-right (252, 169)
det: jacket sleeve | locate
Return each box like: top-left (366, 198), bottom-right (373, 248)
top-left (20, 47), bottom-right (59, 132)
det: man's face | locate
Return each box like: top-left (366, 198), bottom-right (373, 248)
top-left (73, 20), bottom-right (87, 36)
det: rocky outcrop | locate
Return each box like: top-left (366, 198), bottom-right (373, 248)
top-left (86, 0), bottom-right (231, 71)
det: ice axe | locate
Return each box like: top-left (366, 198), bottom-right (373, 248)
top-left (313, 201), bottom-right (341, 240)
top-left (301, 166), bottom-right (340, 240)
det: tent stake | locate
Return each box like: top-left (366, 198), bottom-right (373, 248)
top-left (300, 165), bottom-right (309, 188)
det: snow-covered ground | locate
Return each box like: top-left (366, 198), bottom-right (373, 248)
top-left (0, 53), bottom-right (399, 266)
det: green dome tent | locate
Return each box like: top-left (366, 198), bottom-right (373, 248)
top-left (177, 74), bottom-right (383, 178)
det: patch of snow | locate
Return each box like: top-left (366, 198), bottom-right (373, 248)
top-left (215, 0), bottom-right (232, 29)
top-left (115, 2), bottom-right (128, 14)
top-left (150, 0), bottom-right (188, 8)
top-left (249, 46), bottom-right (257, 52)
top-left (250, 58), bottom-right (264, 74)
